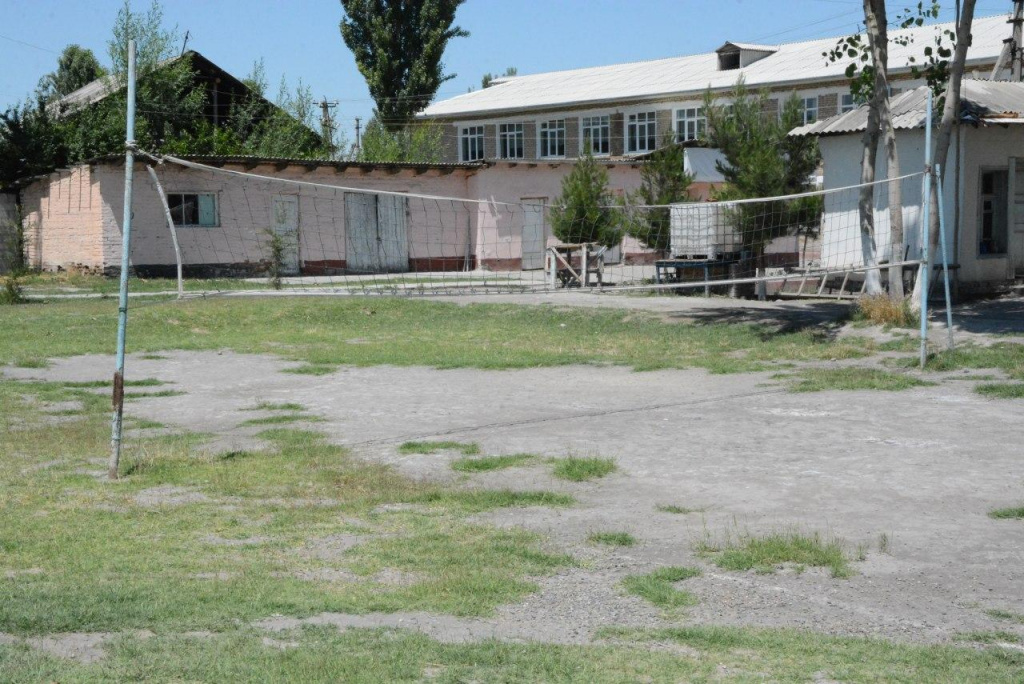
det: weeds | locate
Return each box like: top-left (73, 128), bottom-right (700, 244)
top-left (853, 294), bottom-right (918, 328)
top-left (988, 506), bottom-right (1024, 520)
top-left (976, 383), bottom-right (1024, 399)
top-left (698, 529), bottom-right (855, 578)
top-left (552, 456), bottom-right (616, 481)
top-left (1, 275), bottom-right (25, 305)
top-left (451, 453), bottom-right (536, 473)
top-left (986, 609), bottom-right (1024, 624)
top-left (622, 567), bottom-right (701, 609)
top-left (786, 367), bottom-right (933, 393)
top-left (656, 504), bottom-right (703, 514)
top-left (588, 532), bottom-right (636, 547)
top-left (399, 441), bottom-right (480, 456)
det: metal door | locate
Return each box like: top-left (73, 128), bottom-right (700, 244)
top-left (345, 193), bottom-right (409, 273)
top-left (521, 199), bottom-right (546, 270)
top-left (271, 195), bottom-right (300, 275)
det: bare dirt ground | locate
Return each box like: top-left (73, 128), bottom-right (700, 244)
top-left (4, 294), bottom-right (1024, 651)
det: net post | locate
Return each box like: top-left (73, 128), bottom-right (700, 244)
top-left (108, 39), bottom-right (137, 481)
top-left (145, 164), bottom-right (184, 300)
top-left (918, 91), bottom-right (933, 370)
top-left (935, 163), bottom-right (955, 351)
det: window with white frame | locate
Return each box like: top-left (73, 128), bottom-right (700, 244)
top-left (674, 107), bottom-right (705, 142)
top-left (800, 97), bottom-right (818, 125)
top-left (168, 193), bottom-right (218, 227)
top-left (627, 111), bottom-right (657, 153)
top-left (580, 115), bottom-right (610, 156)
top-left (539, 119), bottom-right (566, 158)
top-left (979, 169), bottom-right (1009, 255)
top-left (498, 123), bottom-right (524, 159)
top-left (459, 125), bottom-right (485, 162)
top-left (841, 93), bottom-right (856, 114)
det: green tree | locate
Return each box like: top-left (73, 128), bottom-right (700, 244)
top-left (704, 83), bottom-right (821, 257)
top-left (340, 0), bottom-right (468, 130)
top-left (0, 98), bottom-right (64, 188)
top-left (550, 149), bottom-right (621, 248)
top-left (623, 133), bottom-right (693, 251)
top-left (37, 45), bottom-right (106, 102)
top-left (358, 117), bottom-right (442, 163)
top-left (481, 66), bottom-right (517, 89)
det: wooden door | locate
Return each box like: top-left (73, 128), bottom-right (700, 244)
top-left (521, 199), bottom-right (546, 270)
top-left (271, 195), bottom-right (300, 275)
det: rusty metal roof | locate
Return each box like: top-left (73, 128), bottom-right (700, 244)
top-left (790, 80), bottom-right (1024, 137)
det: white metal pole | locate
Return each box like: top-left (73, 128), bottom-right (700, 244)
top-left (146, 165), bottom-right (184, 299)
top-left (935, 163), bottom-right (955, 350)
top-left (919, 90), bottom-right (933, 369)
top-left (108, 39), bottom-right (137, 480)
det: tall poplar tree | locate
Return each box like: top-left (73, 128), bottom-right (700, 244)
top-left (339, 0), bottom-right (468, 130)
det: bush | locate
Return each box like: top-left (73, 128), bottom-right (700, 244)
top-left (0, 275), bottom-right (24, 305)
top-left (550, 149), bottom-right (622, 247)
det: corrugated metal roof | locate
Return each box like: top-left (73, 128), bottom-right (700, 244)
top-left (718, 42), bottom-right (779, 53)
top-left (421, 14), bottom-right (1009, 119)
top-left (790, 80), bottom-right (1024, 137)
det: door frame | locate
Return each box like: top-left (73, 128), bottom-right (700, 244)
top-left (270, 194), bottom-right (300, 275)
top-left (520, 197), bottom-right (548, 270)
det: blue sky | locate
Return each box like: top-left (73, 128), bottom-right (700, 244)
top-left (0, 0), bottom-right (1010, 143)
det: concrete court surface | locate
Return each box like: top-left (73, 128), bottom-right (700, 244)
top-left (3, 293), bottom-right (1023, 645)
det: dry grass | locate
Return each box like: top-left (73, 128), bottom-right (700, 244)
top-left (853, 294), bottom-right (918, 328)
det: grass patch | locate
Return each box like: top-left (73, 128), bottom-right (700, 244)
top-left (238, 414), bottom-right (324, 427)
top-left (243, 401), bottom-right (306, 411)
top-left (588, 532), bottom-right (636, 547)
top-left (123, 389), bottom-right (186, 401)
top-left (853, 294), bottom-right (919, 328)
top-left (656, 504), bottom-right (703, 514)
top-left (282, 364), bottom-right (336, 376)
top-left (786, 367), bottom-right (934, 393)
top-left (4, 624), bottom-right (1023, 683)
top-left (128, 418), bottom-right (166, 429)
top-left (552, 456), bottom-right (616, 481)
top-left (976, 383), bottom-right (1024, 399)
top-left (399, 441), bottom-right (480, 456)
top-left (622, 566), bottom-right (701, 609)
top-left (0, 378), bottom-right (576, 637)
top-left (411, 489), bottom-right (575, 513)
top-left (956, 631), bottom-right (1022, 645)
top-left (988, 506), bottom-right (1024, 520)
top-left (986, 609), bottom-right (1024, 624)
top-left (61, 378), bottom-right (165, 388)
top-left (920, 343), bottom-right (1024, 380)
top-left (698, 529), bottom-right (855, 578)
top-left (0, 297), bottom-right (881, 373)
top-left (451, 453), bottom-right (536, 473)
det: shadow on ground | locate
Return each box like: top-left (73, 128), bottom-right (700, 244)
top-left (662, 300), bottom-right (853, 336)
top-left (951, 295), bottom-right (1024, 336)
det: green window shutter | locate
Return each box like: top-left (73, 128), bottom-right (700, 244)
top-left (198, 194), bottom-right (217, 227)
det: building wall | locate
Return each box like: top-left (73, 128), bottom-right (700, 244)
top-left (20, 165), bottom-right (106, 272)
top-left (93, 162), bottom-right (474, 275)
top-left (817, 126), bottom-right (1023, 289)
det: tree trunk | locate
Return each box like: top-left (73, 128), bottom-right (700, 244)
top-left (859, 0), bottom-right (885, 295)
top-left (867, 0), bottom-right (906, 300)
top-left (912, 0), bottom-right (977, 311)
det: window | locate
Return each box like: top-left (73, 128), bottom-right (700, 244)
top-left (675, 107), bottom-right (705, 142)
top-left (539, 119), bottom-right (565, 158)
top-left (800, 97), bottom-right (818, 125)
top-left (581, 115), bottom-right (610, 155)
top-left (168, 193), bottom-right (218, 227)
top-left (460, 125), bottom-right (485, 162)
top-left (627, 111), bottom-right (657, 153)
top-left (979, 169), bottom-right (1009, 255)
top-left (498, 123), bottom-right (524, 159)
top-left (841, 93), bottom-right (856, 114)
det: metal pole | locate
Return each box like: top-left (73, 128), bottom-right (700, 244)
top-left (919, 90), bottom-right (932, 369)
top-left (108, 40), bottom-right (137, 480)
top-left (936, 163), bottom-right (955, 350)
top-left (145, 165), bottom-right (184, 299)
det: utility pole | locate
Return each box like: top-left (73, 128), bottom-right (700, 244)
top-left (1012, 0), bottom-right (1024, 80)
top-left (354, 116), bottom-right (362, 157)
top-left (319, 98), bottom-right (338, 157)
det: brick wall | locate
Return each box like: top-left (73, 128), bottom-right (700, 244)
top-left (441, 125), bottom-right (459, 163)
top-left (818, 93), bottom-right (838, 119)
top-left (610, 113), bottom-right (624, 157)
top-left (523, 121), bottom-right (537, 160)
top-left (20, 165), bottom-right (106, 272)
top-left (484, 124), bottom-right (497, 160)
top-left (564, 117), bottom-right (579, 158)
top-left (656, 109), bottom-right (673, 145)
